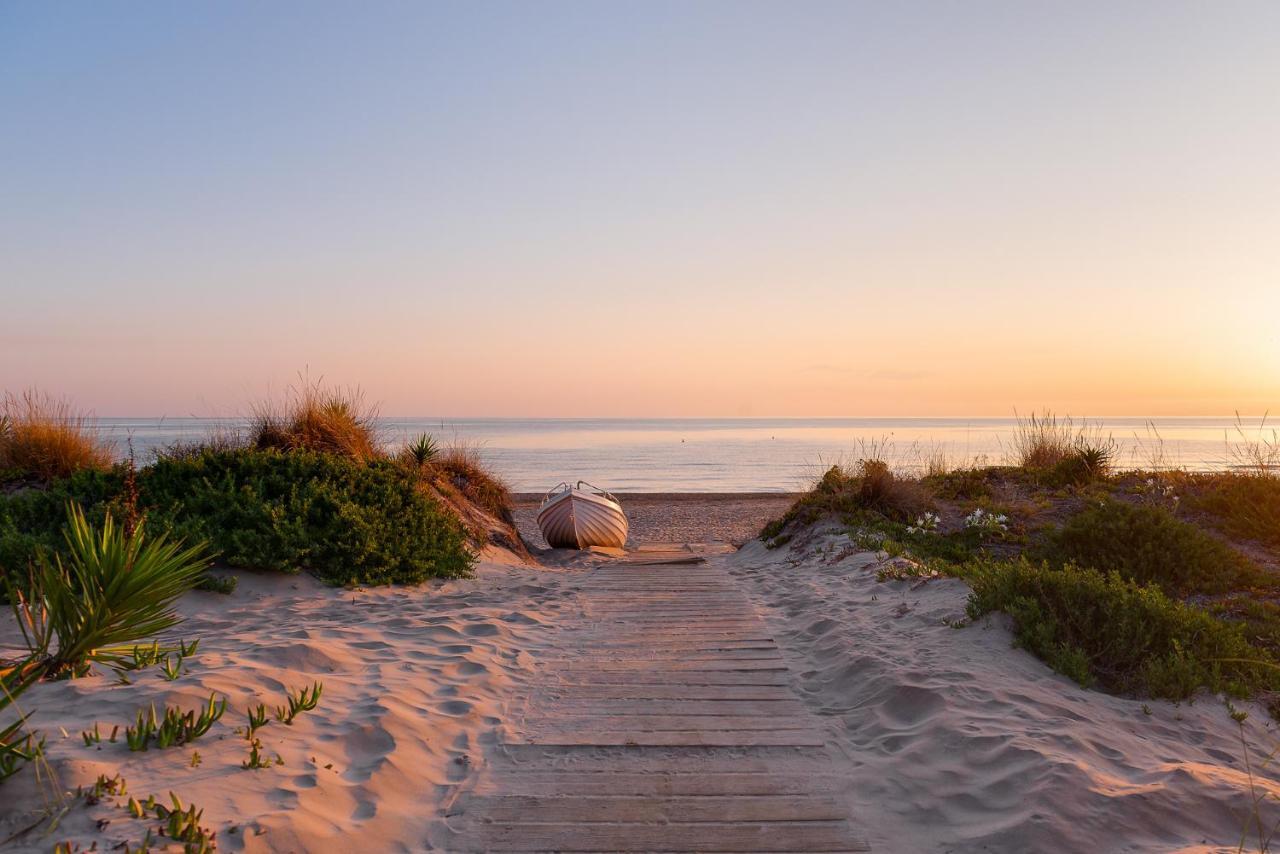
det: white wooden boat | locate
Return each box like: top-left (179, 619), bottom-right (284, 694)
top-left (537, 481), bottom-right (629, 549)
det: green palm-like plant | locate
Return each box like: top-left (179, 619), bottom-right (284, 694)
top-left (7, 503), bottom-right (213, 678)
top-left (406, 433), bottom-right (439, 466)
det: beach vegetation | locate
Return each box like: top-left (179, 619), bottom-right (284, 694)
top-left (245, 703), bottom-right (270, 738)
top-left (0, 389), bottom-right (113, 483)
top-left (274, 681), bottom-right (323, 725)
top-left (241, 738), bottom-right (277, 770)
top-left (248, 378), bottom-right (381, 462)
top-left (1043, 500), bottom-right (1264, 595)
top-left (6, 503), bottom-right (212, 678)
top-left (124, 694), bottom-right (227, 752)
top-left (964, 558), bottom-right (1280, 700)
top-left (403, 432), bottom-right (439, 466)
top-left (925, 466), bottom-right (996, 500)
top-left (0, 449), bottom-right (476, 586)
top-left (143, 449), bottom-right (474, 584)
top-left (762, 460), bottom-right (933, 544)
top-left (1191, 472), bottom-right (1280, 550)
top-left (427, 441), bottom-right (514, 520)
top-left (1010, 410), bottom-right (1116, 486)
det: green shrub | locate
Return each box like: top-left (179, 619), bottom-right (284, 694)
top-left (1, 450), bottom-right (474, 587)
top-left (925, 467), bottom-right (995, 500)
top-left (965, 558), bottom-right (1278, 699)
top-left (1042, 444), bottom-right (1113, 487)
top-left (0, 467), bottom-right (124, 573)
top-left (7, 504), bottom-right (211, 678)
top-left (140, 449), bottom-right (473, 585)
top-left (1192, 473), bottom-right (1280, 549)
top-left (761, 462), bottom-right (933, 542)
top-left (1044, 501), bottom-right (1263, 595)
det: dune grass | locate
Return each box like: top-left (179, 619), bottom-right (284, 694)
top-left (248, 379), bottom-right (381, 462)
top-left (762, 459), bottom-right (934, 544)
top-left (1009, 410), bottom-right (1117, 486)
top-left (0, 390), bottom-right (113, 482)
top-left (428, 441), bottom-right (513, 521)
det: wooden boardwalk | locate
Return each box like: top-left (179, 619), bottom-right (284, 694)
top-left (442, 562), bottom-right (868, 852)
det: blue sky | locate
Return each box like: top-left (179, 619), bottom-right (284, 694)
top-left (2, 2), bottom-right (1277, 416)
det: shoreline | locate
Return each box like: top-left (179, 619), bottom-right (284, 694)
top-left (511, 492), bottom-right (798, 549)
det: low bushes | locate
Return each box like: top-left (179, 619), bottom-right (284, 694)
top-left (1192, 473), bottom-right (1280, 549)
top-left (762, 462), bottom-right (933, 541)
top-left (142, 450), bottom-right (473, 585)
top-left (965, 558), bottom-right (1278, 699)
top-left (1044, 501), bottom-right (1263, 595)
top-left (0, 449), bottom-right (474, 587)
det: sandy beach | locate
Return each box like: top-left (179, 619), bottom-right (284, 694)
top-left (512, 493), bottom-right (797, 550)
top-left (5, 495), bottom-right (1280, 852)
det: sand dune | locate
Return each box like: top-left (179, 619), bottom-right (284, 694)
top-left (0, 562), bottom-right (573, 852)
top-left (731, 526), bottom-right (1280, 852)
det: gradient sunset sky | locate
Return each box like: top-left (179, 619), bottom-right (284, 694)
top-left (2, 2), bottom-right (1277, 417)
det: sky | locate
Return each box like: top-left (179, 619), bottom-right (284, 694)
top-left (2, 1), bottom-right (1278, 417)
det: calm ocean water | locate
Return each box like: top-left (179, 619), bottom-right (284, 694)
top-left (92, 417), bottom-right (1271, 492)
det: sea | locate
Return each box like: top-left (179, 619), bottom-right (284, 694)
top-left (90, 416), bottom-right (1273, 493)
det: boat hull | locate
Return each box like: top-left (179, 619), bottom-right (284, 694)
top-left (537, 489), bottom-right (629, 549)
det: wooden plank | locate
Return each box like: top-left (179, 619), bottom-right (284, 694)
top-left (549, 659), bottom-right (787, 672)
top-left (490, 743), bottom-right (836, 772)
top-left (532, 684), bottom-right (799, 700)
top-left (468, 794), bottom-right (846, 823)
top-left (448, 821), bottom-right (869, 852)
top-left (546, 699), bottom-right (807, 716)
top-left (519, 729), bottom-right (826, 747)
top-left (474, 771), bottom-right (838, 797)
top-left (553, 672), bottom-right (791, 686)
top-left (523, 714), bottom-right (817, 732)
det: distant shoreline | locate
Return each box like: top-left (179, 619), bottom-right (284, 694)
top-left (511, 492), bottom-right (797, 549)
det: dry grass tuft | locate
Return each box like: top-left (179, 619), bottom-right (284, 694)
top-left (154, 423), bottom-right (248, 462)
top-left (249, 379), bottom-right (381, 462)
top-left (430, 441), bottom-right (513, 521)
top-left (1225, 412), bottom-right (1280, 475)
top-left (0, 389), bottom-right (113, 481)
top-left (1010, 410), bottom-right (1116, 484)
top-left (1011, 410), bottom-right (1081, 469)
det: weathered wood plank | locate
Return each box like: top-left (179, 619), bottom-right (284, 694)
top-left (473, 771), bottom-right (839, 797)
top-left (521, 714), bottom-right (816, 732)
top-left (467, 794), bottom-right (846, 823)
top-left (545, 699), bottom-right (807, 715)
top-left (529, 684), bottom-right (799, 700)
top-left (519, 729), bottom-right (826, 747)
top-left (448, 821), bottom-right (870, 852)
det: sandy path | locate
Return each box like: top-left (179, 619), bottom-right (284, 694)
top-left (436, 560), bottom-right (868, 852)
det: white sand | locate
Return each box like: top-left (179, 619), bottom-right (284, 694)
top-left (730, 525), bottom-right (1280, 852)
top-left (0, 558), bottom-right (574, 852)
top-left (5, 521), bottom-right (1280, 852)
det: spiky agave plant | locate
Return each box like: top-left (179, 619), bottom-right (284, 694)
top-left (406, 433), bottom-right (439, 466)
top-left (7, 503), bottom-right (213, 678)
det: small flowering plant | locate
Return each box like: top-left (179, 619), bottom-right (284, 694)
top-left (906, 512), bottom-right (940, 535)
top-left (1139, 477), bottom-right (1181, 511)
top-left (964, 507), bottom-right (1008, 537)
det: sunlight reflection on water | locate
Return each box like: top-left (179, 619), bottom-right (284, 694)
top-left (92, 416), bottom-right (1271, 492)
